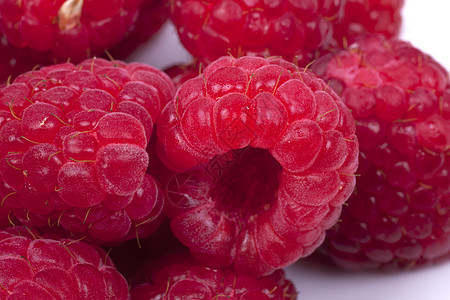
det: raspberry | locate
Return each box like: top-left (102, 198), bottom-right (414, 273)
top-left (170, 0), bottom-right (345, 65)
top-left (157, 56), bottom-right (358, 275)
top-left (0, 227), bottom-right (129, 299)
top-left (108, 0), bottom-right (170, 60)
top-left (0, 1), bottom-right (171, 83)
top-left (332, 0), bottom-right (404, 46)
top-left (314, 35), bottom-right (450, 270)
top-left (131, 252), bottom-right (297, 299)
top-left (0, 0), bottom-right (143, 63)
top-left (0, 58), bottom-right (174, 243)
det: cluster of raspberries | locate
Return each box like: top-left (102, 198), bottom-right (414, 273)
top-left (0, 0), bottom-right (449, 298)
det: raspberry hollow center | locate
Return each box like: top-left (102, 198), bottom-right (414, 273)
top-left (160, 55), bottom-right (359, 275)
top-left (209, 147), bottom-right (282, 222)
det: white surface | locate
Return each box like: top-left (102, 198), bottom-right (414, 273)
top-left (130, 1), bottom-right (450, 299)
top-left (127, 22), bottom-right (192, 70)
top-left (401, 1), bottom-right (450, 70)
top-left (288, 260), bottom-right (450, 300)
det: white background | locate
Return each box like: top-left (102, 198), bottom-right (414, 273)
top-left (130, 1), bottom-right (450, 299)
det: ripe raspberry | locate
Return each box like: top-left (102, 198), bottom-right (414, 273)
top-left (314, 35), bottom-right (450, 270)
top-left (332, 0), bottom-right (404, 46)
top-left (0, 0), bottom-right (143, 63)
top-left (131, 252), bottom-right (297, 299)
top-left (157, 56), bottom-right (358, 275)
top-left (0, 226), bottom-right (129, 299)
top-left (0, 58), bottom-right (174, 243)
top-left (170, 0), bottom-right (345, 65)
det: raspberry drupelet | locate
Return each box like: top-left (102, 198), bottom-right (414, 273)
top-left (170, 0), bottom-right (345, 66)
top-left (131, 252), bottom-right (297, 299)
top-left (0, 226), bottom-right (129, 299)
top-left (0, 58), bottom-right (174, 244)
top-left (314, 34), bottom-right (450, 270)
top-left (157, 55), bottom-right (359, 276)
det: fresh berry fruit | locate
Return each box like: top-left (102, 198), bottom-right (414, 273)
top-left (0, 0), bottom-right (143, 63)
top-left (170, 0), bottom-right (345, 65)
top-left (0, 58), bottom-right (174, 243)
top-left (131, 252), bottom-right (297, 299)
top-left (332, 0), bottom-right (404, 46)
top-left (314, 35), bottom-right (450, 270)
top-left (0, 226), bottom-right (129, 299)
top-left (108, 0), bottom-right (170, 60)
top-left (157, 55), bottom-right (358, 275)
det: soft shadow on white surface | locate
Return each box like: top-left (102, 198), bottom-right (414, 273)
top-left (126, 22), bottom-right (192, 70)
top-left (286, 259), bottom-right (450, 300)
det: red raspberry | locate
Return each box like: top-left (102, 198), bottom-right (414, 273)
top-left (108, 0), bottom-right (170, 59)
top-left (0, 226), bottom-right (129, 299)
top-left (170, 0), bottom-right (344, 65)
top-left (131, 252), bottom-right (297, 299)
top-left (0, 58), bottom-right (174, 243)
top-left (332, 0), bottom-right (404, 46)
top-left (314, 35), bottom-right (450, 270)
top-left (0, 0), bottom-right (143, 63)
top-left (157, 56), bottom-right (358, 275)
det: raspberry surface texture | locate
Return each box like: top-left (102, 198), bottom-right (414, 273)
top-left (0, 58), bottom-right (174, 243)
top-left (332, 0), bottom-right (404, 47)
top-left (164, 61), bottom-right (201, 89)
top-left (170, 0), bottom-right (345, 65)
top-left (131, 252), bottom-right (297, 299)
top-left (314, 35), bottom-right (450, 270)
top-left (0, 226), bottom-right (129, 299)
top-left (0, 0), bottom-right (143, 63)
top-left (157, 55), bottom-right (358, 275)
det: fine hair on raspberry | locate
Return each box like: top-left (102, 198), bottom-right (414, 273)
top-left (0, 58), bottom-right (174, 244)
